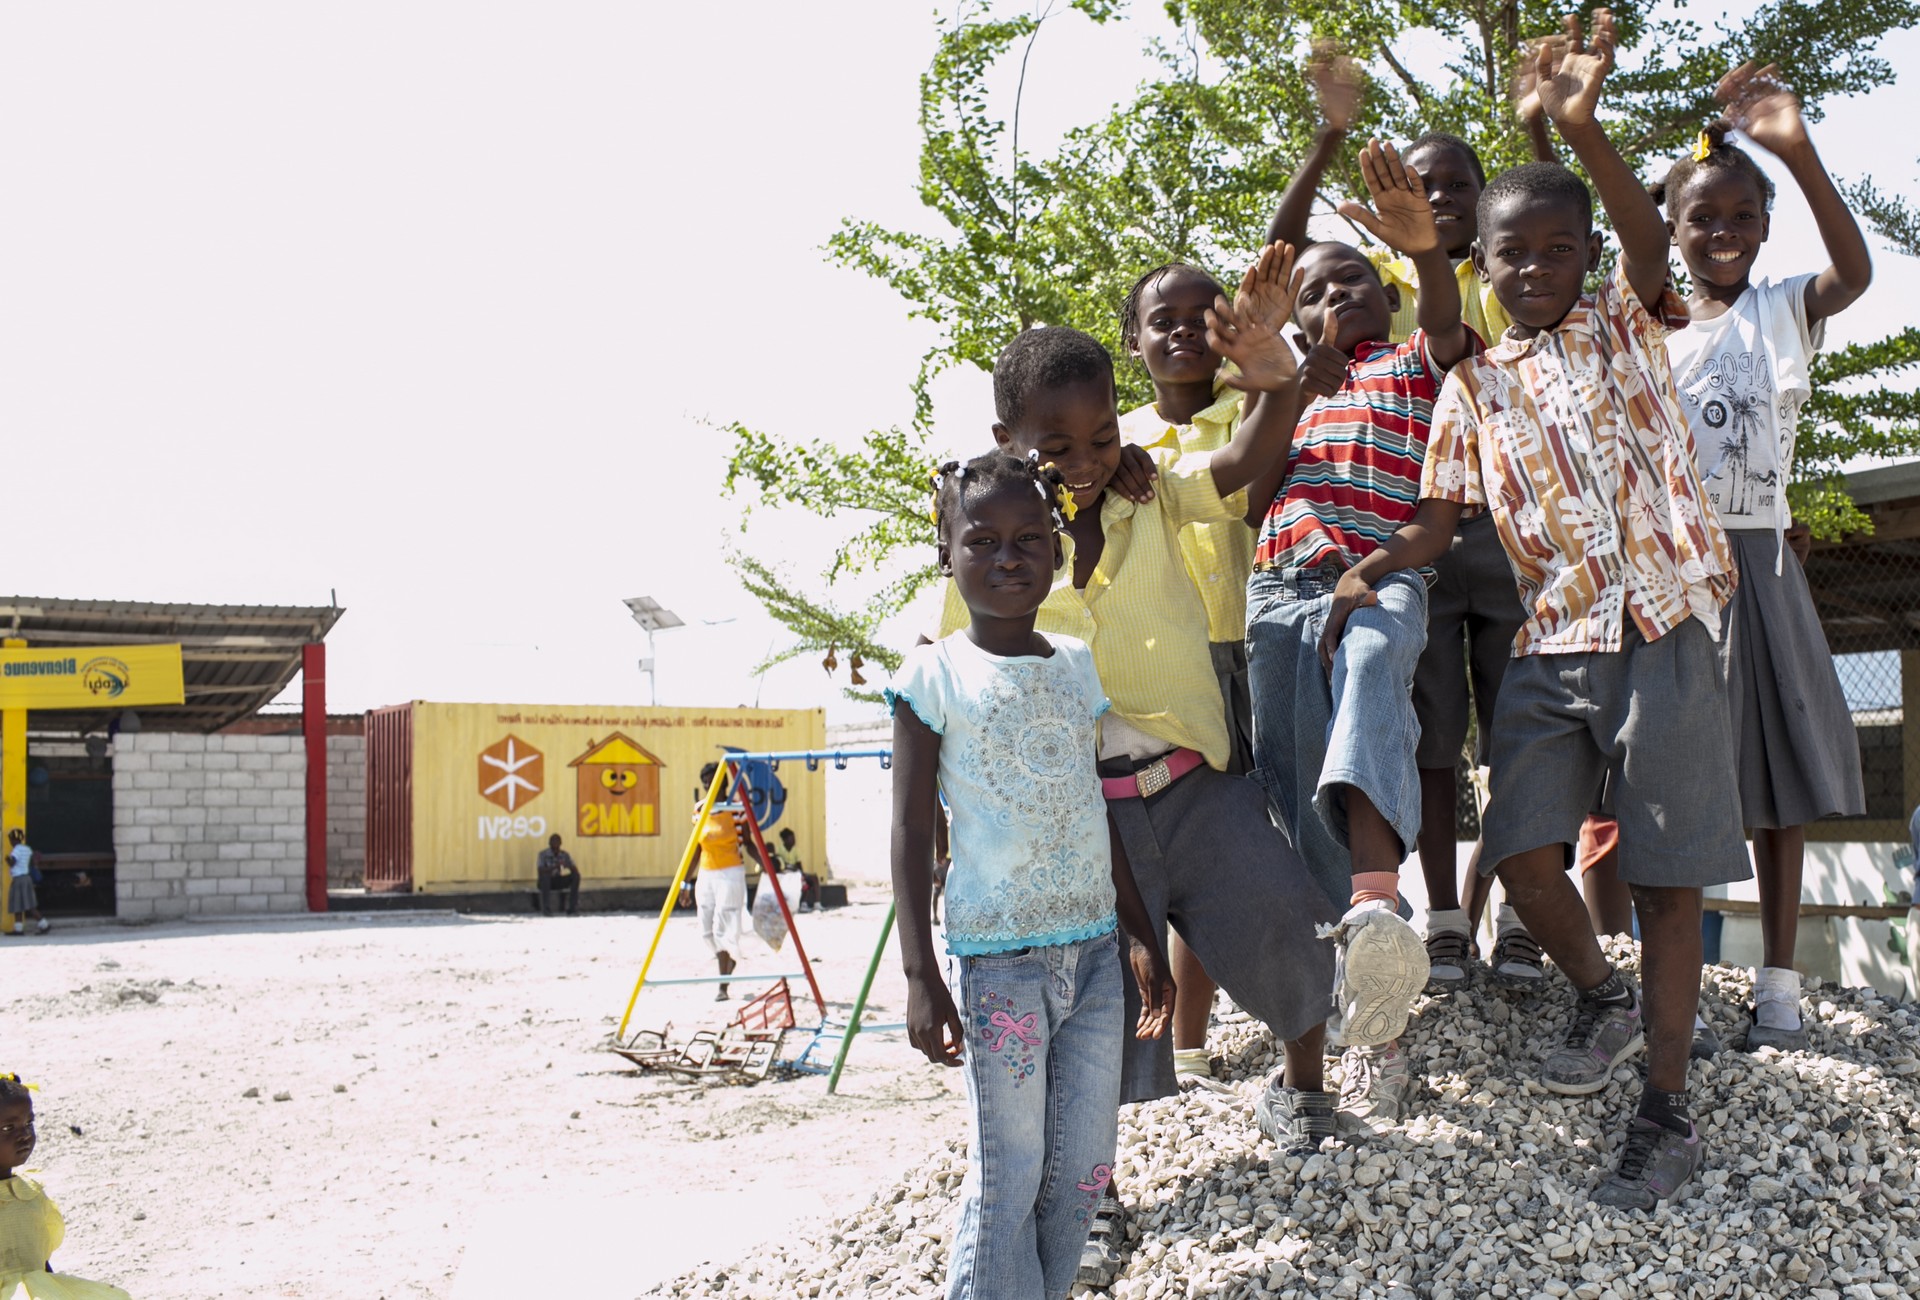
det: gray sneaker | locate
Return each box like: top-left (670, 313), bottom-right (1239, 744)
top-left (1591, 1117), bottom-right (1703, 1209)
top-left (1335, 1042), bottom-right (1412, 1138)
top-left (1424, 924), bottom-right (1476, 992)
top-left (1321, 903), bottom-right (1430, 1048)
top-left (1074, 1191), bottom-right (1129, 1286)
top-left (1255, 1071), bottom-right (1336, 1157)
top-left (1489, 926), bottom-right (1547, 990)
top-left (1541, 980), bottom-right (1644, 1096)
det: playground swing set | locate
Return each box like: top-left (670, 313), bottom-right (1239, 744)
top-left (610, 746), bottom-right (906, 1093)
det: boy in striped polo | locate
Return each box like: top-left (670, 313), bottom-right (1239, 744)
top-left (1244, 139), bottom-right (1477, 1143)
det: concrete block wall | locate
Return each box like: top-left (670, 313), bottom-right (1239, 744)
top-left (112, 733), bottom-right (308, 920)
top-left (327, 734), bottom-right (366, 888)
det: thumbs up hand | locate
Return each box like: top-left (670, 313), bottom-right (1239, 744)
top-left (1296, 288), bottom-right (1351, 404)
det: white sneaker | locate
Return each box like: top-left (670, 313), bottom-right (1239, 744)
top-left (1336, 1041), bottom-right (1413, 1138)
top-left (1318, 901), bottom-right (1429, 1048)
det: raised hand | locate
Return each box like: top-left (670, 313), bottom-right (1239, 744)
top-left (1308, 42), bottom-right (1365, 133)
top-left (1296, 281), bottom-right (1350, 403)
top-left (1535, 8), bottom-right (1616, 128)
top-left (1717, 62), bottom-right (1809, 156)
top-left (1513, 34), bottom-right (1564, 123)
top-left (1206, 242), bottom-right (1300, 394)
top-left (1336, 138), bottom-right (1441, 257)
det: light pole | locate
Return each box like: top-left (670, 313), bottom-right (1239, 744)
top-left (623, 596), bottom-right (684, 705)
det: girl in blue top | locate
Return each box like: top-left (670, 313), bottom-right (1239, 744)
top-left (888, 449), bottom-right (1173, 1300)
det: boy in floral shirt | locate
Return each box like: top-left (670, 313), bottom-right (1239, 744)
top-left (1318, 12), bottom-right (1748, 1210)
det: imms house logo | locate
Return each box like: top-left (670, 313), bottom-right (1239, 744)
top-left (82, 657), bottom-right (132, 698)
top-left (478, 735), bottom-right (544, 812)
top-left (569, 732), bottom-right (663, 837)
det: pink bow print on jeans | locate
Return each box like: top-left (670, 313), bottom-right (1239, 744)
top-left (1078, 1165), bottom-right (1112, 1195)
top-left (985, 1009), bottom-right (1041, 1053)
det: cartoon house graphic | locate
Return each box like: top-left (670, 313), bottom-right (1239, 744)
top-left (569, 732), bottom-right (664, 837)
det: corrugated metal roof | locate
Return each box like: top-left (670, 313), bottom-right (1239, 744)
top-left (0, 597), bottom-right (343, 734)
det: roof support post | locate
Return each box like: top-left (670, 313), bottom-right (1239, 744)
top-left (2, 640), bottom-right (23, 917)
top-left (303, 642), bottom-right (328, 913)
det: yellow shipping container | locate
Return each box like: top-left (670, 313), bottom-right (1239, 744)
top-left (374, 701), bottom-right (826, 893)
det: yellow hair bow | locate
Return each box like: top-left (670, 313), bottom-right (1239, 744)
top-left (1693, 130), bottom-right (1712, 162)
top-left (1043, 463), bottom-right (1078, 521)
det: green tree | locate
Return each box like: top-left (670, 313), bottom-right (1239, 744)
top-left (1795, 168), bottom-right (1920, 538)
top-left (728, 0), bottom-right (1920, 687)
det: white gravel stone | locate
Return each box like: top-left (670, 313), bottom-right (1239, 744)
top-left (651, 942), bottom-right (1920, 1298)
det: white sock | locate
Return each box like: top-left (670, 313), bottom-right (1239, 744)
top-left (1754, 966), bottom-right (1801, 1030)
top-left (1425, 907), bottom-right (1469, 937)
top-left (1495, 903), bottom-right (1525, 936)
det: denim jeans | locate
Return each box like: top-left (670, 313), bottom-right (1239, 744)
top-left (944, 929), bottom-right (1124, 1300)
top-left (1246, 566), bottom-right (1428, 910)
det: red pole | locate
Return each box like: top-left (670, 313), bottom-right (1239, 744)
top-left (303, 643), bottom-right (329, 913)
top-left (729, 758), bottom-right (826, 1019)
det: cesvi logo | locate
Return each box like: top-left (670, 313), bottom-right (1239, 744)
top-left (81, 657), bottom-right (132, 698)
top-left (478, 735), bottom-right (544, 811)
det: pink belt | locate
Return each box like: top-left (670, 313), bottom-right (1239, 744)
top-left (1101, 748), bottom-right (1205, 800)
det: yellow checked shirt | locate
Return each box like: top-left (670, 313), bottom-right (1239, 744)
top-left (1367, 248), bottom-right (1512, 349)
top-left (1119, 383), bottom-right (1256, 645)
top-left (939, 448), bottom-right (1246, 771)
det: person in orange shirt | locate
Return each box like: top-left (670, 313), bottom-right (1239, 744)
top-left (691, 763), bottom-right (749, 1001)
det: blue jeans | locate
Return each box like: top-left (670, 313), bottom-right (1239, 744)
top-left (1246, 566), bottom-right (1428, 909)
top-left (944, 929), bottom-right (1124, 1300)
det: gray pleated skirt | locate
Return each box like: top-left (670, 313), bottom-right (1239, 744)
top-left (7, 874), bottom-right (37, 914)
top-left (1722, 528), bottom-right (1866, 828)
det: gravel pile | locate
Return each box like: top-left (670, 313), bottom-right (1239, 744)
top-left (654, 940), bottom-right (1920, 1299)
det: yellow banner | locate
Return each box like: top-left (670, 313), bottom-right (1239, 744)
top-left (0, 645), bottom-right (186, 710)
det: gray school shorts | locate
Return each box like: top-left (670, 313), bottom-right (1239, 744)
top-left (1476, 618), bottom-right (1752, 890)
top-left (1411, 512), bottom-right (1527, 770)
top-left (1106, 765), bottom-right (1338, 1103)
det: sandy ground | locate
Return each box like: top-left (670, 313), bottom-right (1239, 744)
top-left (2, 887), bottom-right (967, 1298)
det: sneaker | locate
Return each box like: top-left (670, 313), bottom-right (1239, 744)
top-left (1690, 1014), bottom-right (1721, 1060)
top-left (1423, 913), bottom-right (1476, 992)
top-left (1255, 1071), bottom-right (1336, 1156)
top-left (1743, 968), bottom-right (1807, 1051)
top-left (34, 919), bottom-right (50, 935)
top-left (1335, 1042), bottom-right (1412, 1138)
top-left (1075, 1191), bottom-right (1129, 1286)
top-left (1489, 911), bottom-right (1547, 991)
top-left (1319, 902), bottom-right (1429, 1048)
top-left (1742, 1009), bottom-right (1808, 1052)
top-left (1541, 979), bottom-right (1644, 1096)
top-left (1590, 1117), bottom-right (1703, 1209)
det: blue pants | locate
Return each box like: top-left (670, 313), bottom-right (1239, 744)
top-left (944, 930), bottom-right (1124, 1300)
top-left (1246, 566), bottom-right (1428, 909)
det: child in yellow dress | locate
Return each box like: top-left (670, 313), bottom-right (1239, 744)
top-left (0, 1076), bottom-right (131, 1300)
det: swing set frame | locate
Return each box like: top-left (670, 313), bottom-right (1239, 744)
top-left (611, 747), bottom-right (904, 1092)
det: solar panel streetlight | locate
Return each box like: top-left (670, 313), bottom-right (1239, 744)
top-left (623, 596), bottom-right (684, 705)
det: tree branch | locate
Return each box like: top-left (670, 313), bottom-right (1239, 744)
top-left (1376, 40), bottom-right (1427, 109)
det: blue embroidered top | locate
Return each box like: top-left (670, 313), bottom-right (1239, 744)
top-left (886, 632), bottom-right (1117, 955)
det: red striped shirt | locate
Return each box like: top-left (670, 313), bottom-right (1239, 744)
top-left (1254, 331), bottom-right (1451, 571)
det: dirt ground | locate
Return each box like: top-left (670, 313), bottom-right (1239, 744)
top-left (2, 887), bottom-right (966, 1298)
